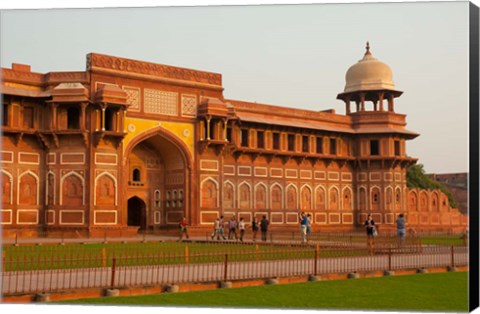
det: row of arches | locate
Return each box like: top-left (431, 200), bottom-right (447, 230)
top-left (200, 178), bottom-right (354, 211)
top-left (357, 185), bottom-right (403, 212)
top-left (1, 169), bottom-right (117, 207)
top-left (408, 189), bottom-right (449, 212)
top-left (201, 179), bottom-right (447, 213)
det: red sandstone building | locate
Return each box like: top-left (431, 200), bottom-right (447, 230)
top-left (0, 44), bottom-right (468, 238)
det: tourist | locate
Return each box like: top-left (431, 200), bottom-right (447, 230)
top-left (299, 212), bottom-right (308, 243)
top-left (179, 217), bottom-right (189, 241)
top-left (211, 217), bottom-right (222, 240)
top-left (228, 216), bottom-right (238, 240)
top-left (396, 213), bottom-right (406, 246)
top-left (238, 217), bottom-right (245, 242)
top-left (251, 216), bottom-right (259, 242)
top-left (306, 214), bottom-right (312, 241)
top-left (364, 214), bottom-right (376, 255)
top-left (219, 215), bottom-right (227, 240)
top-left (260, 215), bottom-right (269, 242)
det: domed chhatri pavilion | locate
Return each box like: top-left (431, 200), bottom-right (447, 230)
top-left (0, 44), bottom-right (467, 238)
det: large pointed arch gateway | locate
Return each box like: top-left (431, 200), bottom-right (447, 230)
top-left (123, 127), bottom-right (194, 233)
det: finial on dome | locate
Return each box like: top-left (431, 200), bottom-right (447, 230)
top-left (365, 41), bottom-right (371, 55)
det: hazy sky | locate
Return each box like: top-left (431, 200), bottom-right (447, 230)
top-left (0, 1), bottom-right (471, 174)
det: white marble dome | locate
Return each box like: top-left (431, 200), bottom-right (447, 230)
top-left (344, 43), bottom-right (396, 93)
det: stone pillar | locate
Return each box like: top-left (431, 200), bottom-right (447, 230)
top-left (206, 116), bottom-right (211, 140)
top-left (80, 102), bottom-right (87, 130)
top-left (345, 97), bottom-right (351, 114)
top-left (360, 93), bottom-right (366, 111)
top-left (116, 111), bottom-right (120, 132)
top-left (101, 105), bottom-right (106, 131)
top-left (378, 92), bottom-right (385, 111)
top-left (388, 95), bottom-right (395, 112)
top-left (199, 120), bottom-right (205, 140)
top-left (123, 108), bottom-right (127, 133)
top-left (50, 103), bottom-right (58, 131)
top-left (223, 119), bottom-right (228, 141)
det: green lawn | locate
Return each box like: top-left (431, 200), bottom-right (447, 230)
top-left (3, 236), bottom-right (464, 272)
top-left (2, 241), bottom-right (318, 271)
top-left (58, 272), bottom-right (468, 312)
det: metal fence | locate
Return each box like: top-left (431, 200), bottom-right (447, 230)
top-left (1, 244), bottom-right (468, 296)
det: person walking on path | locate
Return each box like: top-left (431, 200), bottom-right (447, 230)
top-left (364, 214), bottom-right (376, 255)
top-left (251, 216), bottom-right (259, 242)
top-left (299, 212), bottom-right (308, 243)
top-left (179, 217), bottom-right (189, 241)
top-left (219, 215), bottom-right (227, 240)
top-left (396, 213), bottom-right (406, 247)
top-left (228, 216), bottom-right (238, 240)
top-left (238, 217), bottom-right (246, 242)
top-left (306, 214), bottom-right (312, 242)
top-left (260, 215), bottom-right (269, 242)
top-left (211, 218), bottom-right (222, 240)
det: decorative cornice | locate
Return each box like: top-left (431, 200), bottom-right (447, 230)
top-left (228, 99), bottom-right (352, 125)
top-left (87, 53), bottom-right (223, 87)
top-left (1, 69), bottom-right (44, 86)
top-left (1, 69), bottom-right (88, 87)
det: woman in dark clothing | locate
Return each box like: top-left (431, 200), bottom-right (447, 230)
top-left (364, 214), bottom-right (376, 255)
top-left (260, 215), bottom-right (269, 242)
top-left (251, 217), bottom-right (259, 242)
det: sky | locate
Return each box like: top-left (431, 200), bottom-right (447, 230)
top-left (0, 0), bottom-right (473, 175)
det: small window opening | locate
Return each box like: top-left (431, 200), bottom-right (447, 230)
top-left (257, 131), bottom-right (265, 149)
top-left (394, 140), bottom-right (401, 156)
top-left (316, 137), bottom-right (323, 154)
top-left (23, 107), bottom-right (34, 129)
top-left (287, 134), bottom-right (295, 151)
top-left (330, 138), bottom-right (337, 155)
top-left (105, 107), bottom-right (116, 131)
top-left (2, 103), bottom-right (9, 126)
top-left (67, 107), bottom-right (79, 129)
top-left (302, 136), bottom-right (309, 153)
top-left (209, 121), bottom-right (216, 140)
top-left (370, 140), bottom-right (380, 156)
top-left (241, 129), bottom-right (249, 147)
top-left (273, 132), bottom-right (280, 150)
top-left (226, 127), bottom-right (232, 142)
top-left (132, 168), bottom-right (141, 182)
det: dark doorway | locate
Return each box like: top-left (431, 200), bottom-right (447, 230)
top-left (127, 197), bottom-right (146, 230)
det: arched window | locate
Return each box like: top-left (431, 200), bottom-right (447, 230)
top-left (132, 168), bottom-right (141, 182)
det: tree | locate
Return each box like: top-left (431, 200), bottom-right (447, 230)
top-left (406, 164), bottom-right (459, 208)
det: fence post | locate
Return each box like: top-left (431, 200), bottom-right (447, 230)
top-left (388, 248), bottom-right (392, 271)
top-left (110, 255), bottom-right (117, 289)
top-left (314, 246), bottom-right (319, 276)
top-left (102, 247), bottom-right (107, 267)
top-left (450, 246), bottom-right (455, 267)
top-left (1, 250), bottom-right (5, 272)
top-left (224, 254), bottom-right (229, 282)
top-left (185, 244), bottom-right (190, 264)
